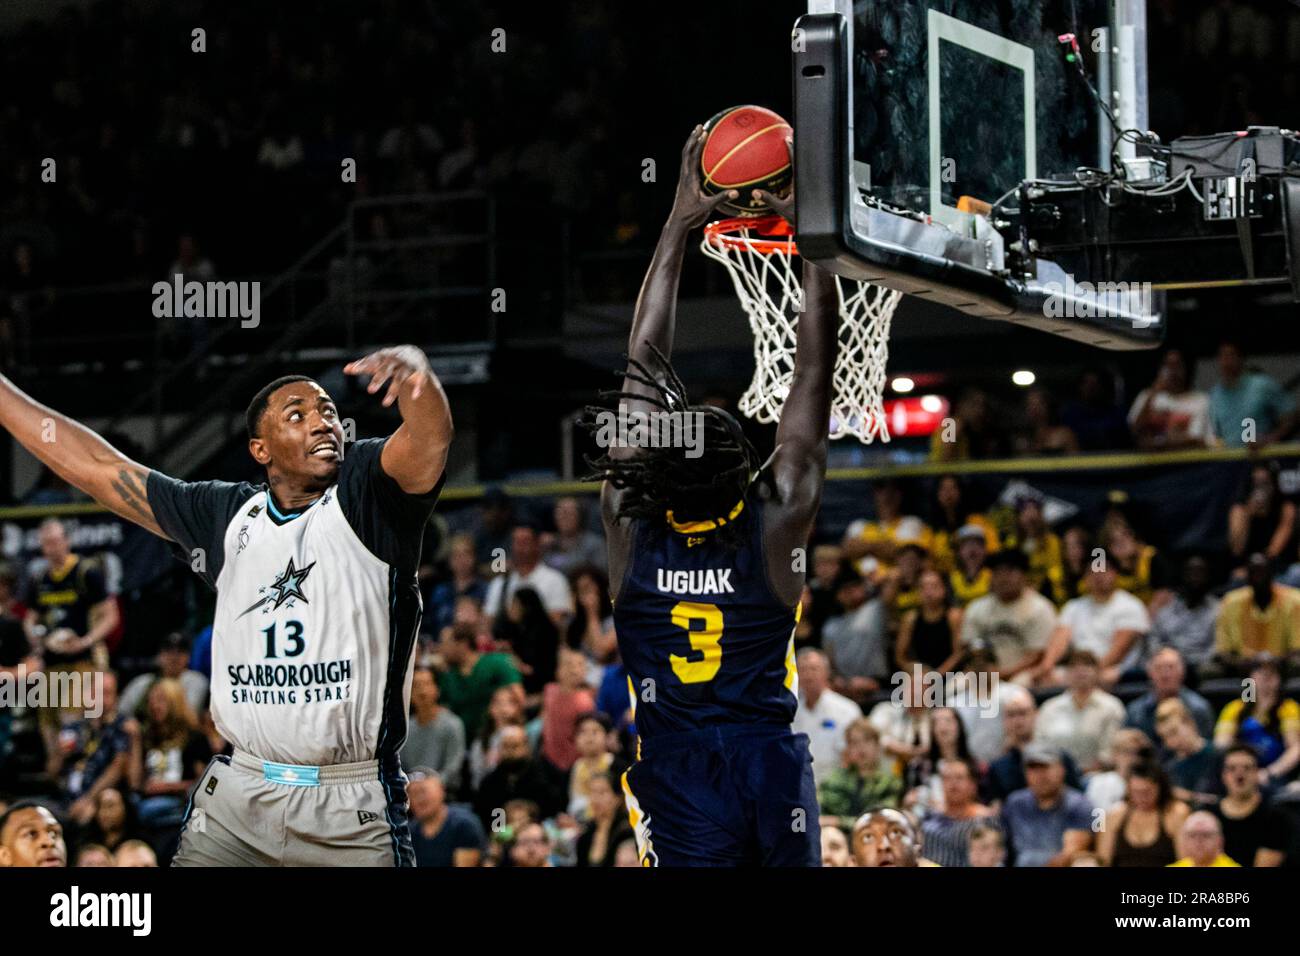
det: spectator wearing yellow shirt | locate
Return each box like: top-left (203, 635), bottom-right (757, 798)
top-left (948, 524), bottom-right (992, 607)
top-left (1212, 654), bottom-right (1300, 784)
top-left (841, 478), bottom-right (932, 579)
top-left (1007, 495), bottom-right (1063, 596)
top-left (1046, 523), bottom-right (1092, 606)
top-left (1213, 554), bottom-right (1300, 673)
top-left (880, 541), bottom-right (929, 629)
top-left (928, 474), bottom-right (998, 574)
top-left (1100, 515), bottom-right (1171, 611)
top-left (1168, 812), bottom-right (1240, 867)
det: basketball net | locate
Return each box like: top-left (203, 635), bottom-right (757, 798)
top-left (701, 215), bottom-right (903, 443)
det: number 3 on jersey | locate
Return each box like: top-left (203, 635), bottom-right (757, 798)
top-left (669, 601), bottom-right (722, 684)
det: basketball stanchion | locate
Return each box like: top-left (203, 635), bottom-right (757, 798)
top-left (701, 214), bottom-right (903, 443)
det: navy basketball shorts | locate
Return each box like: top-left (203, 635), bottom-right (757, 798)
top-left (620, 724), bottom-right (820, 867)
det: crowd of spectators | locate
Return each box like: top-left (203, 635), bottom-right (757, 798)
top-left (7, 443), bottom-right (1300, 868)
top-left (929, 342), bottom-right (1299, 464)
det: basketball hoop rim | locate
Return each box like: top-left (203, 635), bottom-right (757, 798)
top-left (702, 215), bottom-right (797, 255)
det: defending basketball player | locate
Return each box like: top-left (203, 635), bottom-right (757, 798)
top-left (588, 126), bottom-right (837, 866)
top-left (0, 345), bottom-right (452, 866)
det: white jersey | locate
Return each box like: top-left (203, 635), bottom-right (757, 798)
top-left (148, 438), bottom-right (442, 769)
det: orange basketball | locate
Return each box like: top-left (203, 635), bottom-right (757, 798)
top-left (700, 105), bottom-right (793, 217)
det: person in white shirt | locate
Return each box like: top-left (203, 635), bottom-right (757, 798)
top-left (792, 649), bottom-right (863, 786)
top-left (483, 523), bottom-right (574, 627)
top-left (1040, 554), bottom-right (1150, 686)
top-left (1128, 349), bottom-right (1216, 450)
top-left (1035, 649), bottom-right (1126, 773)
top-left (960, 549), bottom-right (1058, 687)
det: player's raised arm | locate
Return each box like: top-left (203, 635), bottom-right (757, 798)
top-left (755, 176), bottom-right (838, 533)
top-left (345, 344), bottom-right (453, 495)
top-left (0, 373), bottom-right (165, 536)
top-left (614, 126), bottom-right (737, 448)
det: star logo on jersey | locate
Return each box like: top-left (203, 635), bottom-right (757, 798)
top-left (235, 557), bottom-right (316, 619)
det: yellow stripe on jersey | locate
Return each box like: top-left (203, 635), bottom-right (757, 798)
top-left (666, 499), bottom-right (745, 534)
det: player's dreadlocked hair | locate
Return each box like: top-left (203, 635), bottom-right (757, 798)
top-left (582, 345), bottom-right (764, 547)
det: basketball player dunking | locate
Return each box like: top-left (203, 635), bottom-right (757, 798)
top-left (0, 345), bottom-right (452, 866)
top-left (589, 128), bottom-right (838, 866)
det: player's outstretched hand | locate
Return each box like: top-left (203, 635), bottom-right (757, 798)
top-left (669, 125), bottom-right (739, 230)
top-left (753, 136), bottom-right (795, 224)
top-left (345, 345), bottom-right (432, 408)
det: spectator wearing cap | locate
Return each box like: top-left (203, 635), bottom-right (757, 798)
top-left (1035, 649), bottom-right (1126, 774)
top-left (1208, 340), bottom-right (1298, 449)
top-left (821, 563), bottom-right (889, 702)
top-left (1212, 654), bottom-right (1300, 785)
top-left (947, 523), bottom-right (992, 607)
top-left (840, 478), bottom-right (932, 581)
top-left (119, 632), bottom-right (208, 719)
top-left (1212, 745), bottom-right (1287, 867)
top-left (1040, 550), bottom-right (1149, 686)
top-left (895, 567), bottom-right (964, 675)
top-left (960, 548), bottom-right (1058, 687)
top-left (1148, 557), bottom-right (1220, 673)
top-left (817, 718), bottom-right (903, 831)
top-left (1096, 762), bottom-right (1188, 867)
top-left (1155, 697), bottom-right (1219, 803)
top-left (1213, 554), bottom-right (1300, 673)
top-left (541, 497), bottom-right (605, 577)
top-left (919, 757), bottom-right (999, 867)
top-left (793, 648), bottom-right (864, 786)
top-left (1128, 349), bottom-right (1216, 450)
top-left (408, 768), bottom-right (486, 868)
top-left (1169, 811), bottom-right (1240, 867)
top-left (999, 743), bottom-right (1094, 866)
top-left (985, 686), bottom-right (1085, 803)
top-left (1124, 648), bottom-right (1215, 746)
top-left (484, 522), bottom-right (575, 629)
top-left (402, 665), bottom-right (467, 788)
top-left (927, 474), bottom-right (998, 576)
top-left (1228, 463), bottom-right (1296, 576)
top-left (1007, 495), bottom-right (1063, 597)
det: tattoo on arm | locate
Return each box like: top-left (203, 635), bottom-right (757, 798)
top-left (109, 466), bottom-right (157, 529)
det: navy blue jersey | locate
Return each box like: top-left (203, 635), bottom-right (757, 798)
top-left (612, 496), bottom-right (799, 741)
